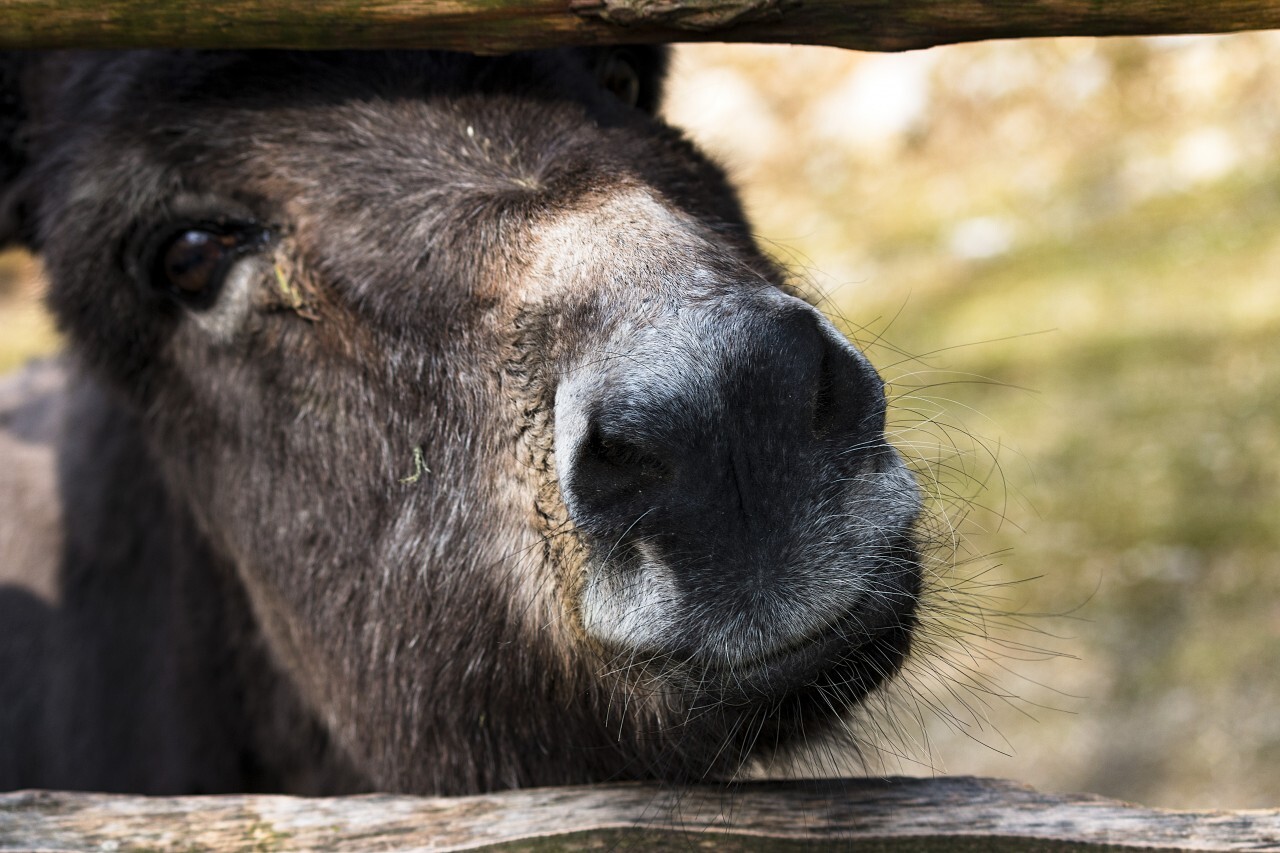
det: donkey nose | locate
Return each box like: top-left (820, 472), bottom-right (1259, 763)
top-left (555, 301), bottom-right (887, 536)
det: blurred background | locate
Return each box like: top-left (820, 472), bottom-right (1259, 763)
top-left (3, 33), bottom-right (1278, 810)
top-left (663, 34), bottom-right (1280, 810)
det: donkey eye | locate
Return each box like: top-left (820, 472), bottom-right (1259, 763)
top-left (599, 53), bottom-right (641, 108)
top-left (162, 230), bottom-right (237, 295)
top-left (148, 223), bottom-right (266, 307)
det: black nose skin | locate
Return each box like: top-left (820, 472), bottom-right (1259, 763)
top-left (556, 297), bottom-right (888, 588)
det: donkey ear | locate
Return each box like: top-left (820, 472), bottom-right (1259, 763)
top-left (584, 46), bottom-right (670, 116)
top-left (614, 45), bottom-right (668, 115)
top-left (0, 53), bottom-right (37, 249)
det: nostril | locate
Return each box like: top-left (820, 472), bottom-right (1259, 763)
top-left (812, 347), bottom-right (840, 438)
top-left (810, 334), bottom-right (886, 441)
top-left (584, 423), bottom-right (669, 478)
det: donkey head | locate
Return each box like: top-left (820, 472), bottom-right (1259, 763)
top-left (0, 49), bottom-right (921, 793)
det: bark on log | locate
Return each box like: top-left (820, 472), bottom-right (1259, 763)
top-left (0, 0), bottom-right (1279, 53)
top-left (1, 776), bottom-right (1278, 852)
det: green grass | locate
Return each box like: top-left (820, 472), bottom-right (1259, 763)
top-left (816, 154), bottom-right (1280, 809)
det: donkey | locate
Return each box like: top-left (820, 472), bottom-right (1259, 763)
top-left (0, 49), bottom-right (923, 796)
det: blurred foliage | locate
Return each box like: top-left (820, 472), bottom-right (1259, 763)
top-left (666, 34), bottom-right (1280, 809)
top-left (2, 34), bottom-right (1277, 810)
top-left (0, 250), bottom-right (56, 372)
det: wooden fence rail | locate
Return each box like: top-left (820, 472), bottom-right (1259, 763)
top-left (2, 777), bottom-right (1279, 852)
top-left (1, 0), bottom-right (1280, 53)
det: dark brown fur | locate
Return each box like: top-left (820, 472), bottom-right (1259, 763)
top-left (0, 50), bottom-right (921, 795)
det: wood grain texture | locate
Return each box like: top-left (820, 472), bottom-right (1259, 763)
top-left (2, 776), bottom-right (1278, 851)
top-left (0, 0), bottom-right (1279, 52)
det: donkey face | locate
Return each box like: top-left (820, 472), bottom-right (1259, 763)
top-left (1, 50), bottom-right (921, 793)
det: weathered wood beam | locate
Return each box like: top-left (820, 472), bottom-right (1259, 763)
top-left (2, 776), bottom-right (1279, 852)
top-left (0, 0), bottom-right (1279, 53)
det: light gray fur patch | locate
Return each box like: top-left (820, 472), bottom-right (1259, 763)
top-left (187, 257), bottom-right (266, 342)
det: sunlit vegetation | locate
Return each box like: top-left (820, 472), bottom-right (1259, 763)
top-left (0, 250), bottom-right (55, 373)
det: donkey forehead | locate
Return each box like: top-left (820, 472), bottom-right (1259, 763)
top-left (49, 52), bottom-right (672, 307)
top-left (47, 53), bottom-right (627, 219)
